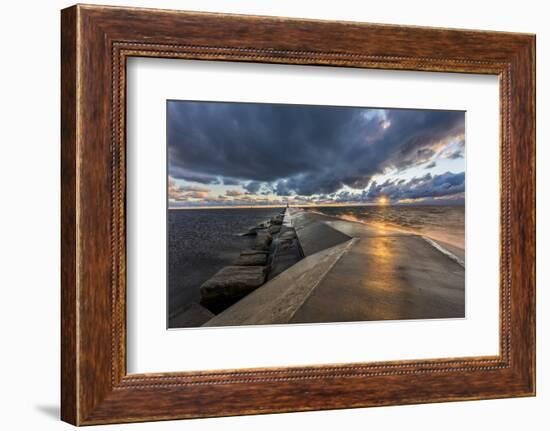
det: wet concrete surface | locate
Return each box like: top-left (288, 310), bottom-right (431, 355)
top-left (291, 210), bottom-right (465, 323)
top-left (202, 208), bottom-right (465, 326)
top-left (203, 239), bottom-right (355, 327)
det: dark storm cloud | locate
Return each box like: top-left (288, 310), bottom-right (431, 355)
top-left (221, 177), bottom-right (241, 185)
top-left (169, 165), bottom-right (220, 184)
top-left (243, 181), bottom-right (262, 194)
top-left (364, 171), bottom-right (465, 202)
top-left (168, 101), bottom-right (464, 196)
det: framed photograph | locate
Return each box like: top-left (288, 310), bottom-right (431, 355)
top-left (61, 4), bottom-right (535, 425)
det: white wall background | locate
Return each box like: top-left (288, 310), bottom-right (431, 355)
top-left (0, 0), bottom-right (546, 429)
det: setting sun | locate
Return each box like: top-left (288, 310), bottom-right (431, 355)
top-left (378, 196), bottom-right (389, 205)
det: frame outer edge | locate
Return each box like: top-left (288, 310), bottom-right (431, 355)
top-left (61, 5), bottom-right (79, 426)
top-left (523, 34), bottom-right (536, 395)
top-left (526, 35), bottom-right (536, 395)
top-left (61, 4), bottom-right (536, 425)
top-left (531, 34), bottom-right (536, 396)
top-left (505, 35), bottom-right (536, 396)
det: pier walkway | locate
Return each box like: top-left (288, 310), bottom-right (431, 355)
top-left (204, 208), bottom-right (465, 327)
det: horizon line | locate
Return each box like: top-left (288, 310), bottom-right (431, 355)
top-left (168, 202), bottom-right (465, 210)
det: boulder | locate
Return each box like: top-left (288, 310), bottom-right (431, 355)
top-left (235, 253), bottom-right (268, 266)
top-left (268, 224), bottom-right (281, 234)
top-left (242, 227), bottom-right (258, 236)
top-left (240, 249), bottom-right (269, 256)
top-left (270, 216), bottom-right (283, 225)
top-left (254, 231), bottom-right (272, 250)
top-left (242, 222), bottom-right (269, 236)
top-left (200, 266), bottom-right (267, 312)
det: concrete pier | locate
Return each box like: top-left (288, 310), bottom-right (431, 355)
top-left (203, 208), bottom-right (465, 327)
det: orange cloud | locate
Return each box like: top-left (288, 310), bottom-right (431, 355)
top-left (186, 191), bottom-right (209, 199)
top-left (225, 189), bottom-right (243, 197)
top-left (179, 184), bottom-right (210, 192)
top-left (169, 176), bottom-right (211, 201)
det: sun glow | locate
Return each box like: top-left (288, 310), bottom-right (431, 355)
top-left (378, 196), bottom-right (389, 205)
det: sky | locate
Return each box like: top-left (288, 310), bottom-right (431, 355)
top-left (167, 101), bottom-right (465, 208)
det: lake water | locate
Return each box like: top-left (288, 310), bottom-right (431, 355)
top-left (168, 207), bottom-right (282, 319)
top-left (312, 205), bottom-right (465, 252)
top-left (168, 204), bottom-right (464, 323)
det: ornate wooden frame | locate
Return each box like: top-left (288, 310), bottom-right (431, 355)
top-left (61, 4), bottom-right (536, 425)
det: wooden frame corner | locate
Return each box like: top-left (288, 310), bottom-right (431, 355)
top-left (61, 4), bottom-right (535, 425)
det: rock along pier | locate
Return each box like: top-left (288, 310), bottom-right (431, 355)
top-left (197, 208), bottom-right (303, 316)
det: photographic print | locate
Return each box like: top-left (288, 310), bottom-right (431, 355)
top-left (167, 101), bottom-right (465, 328)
